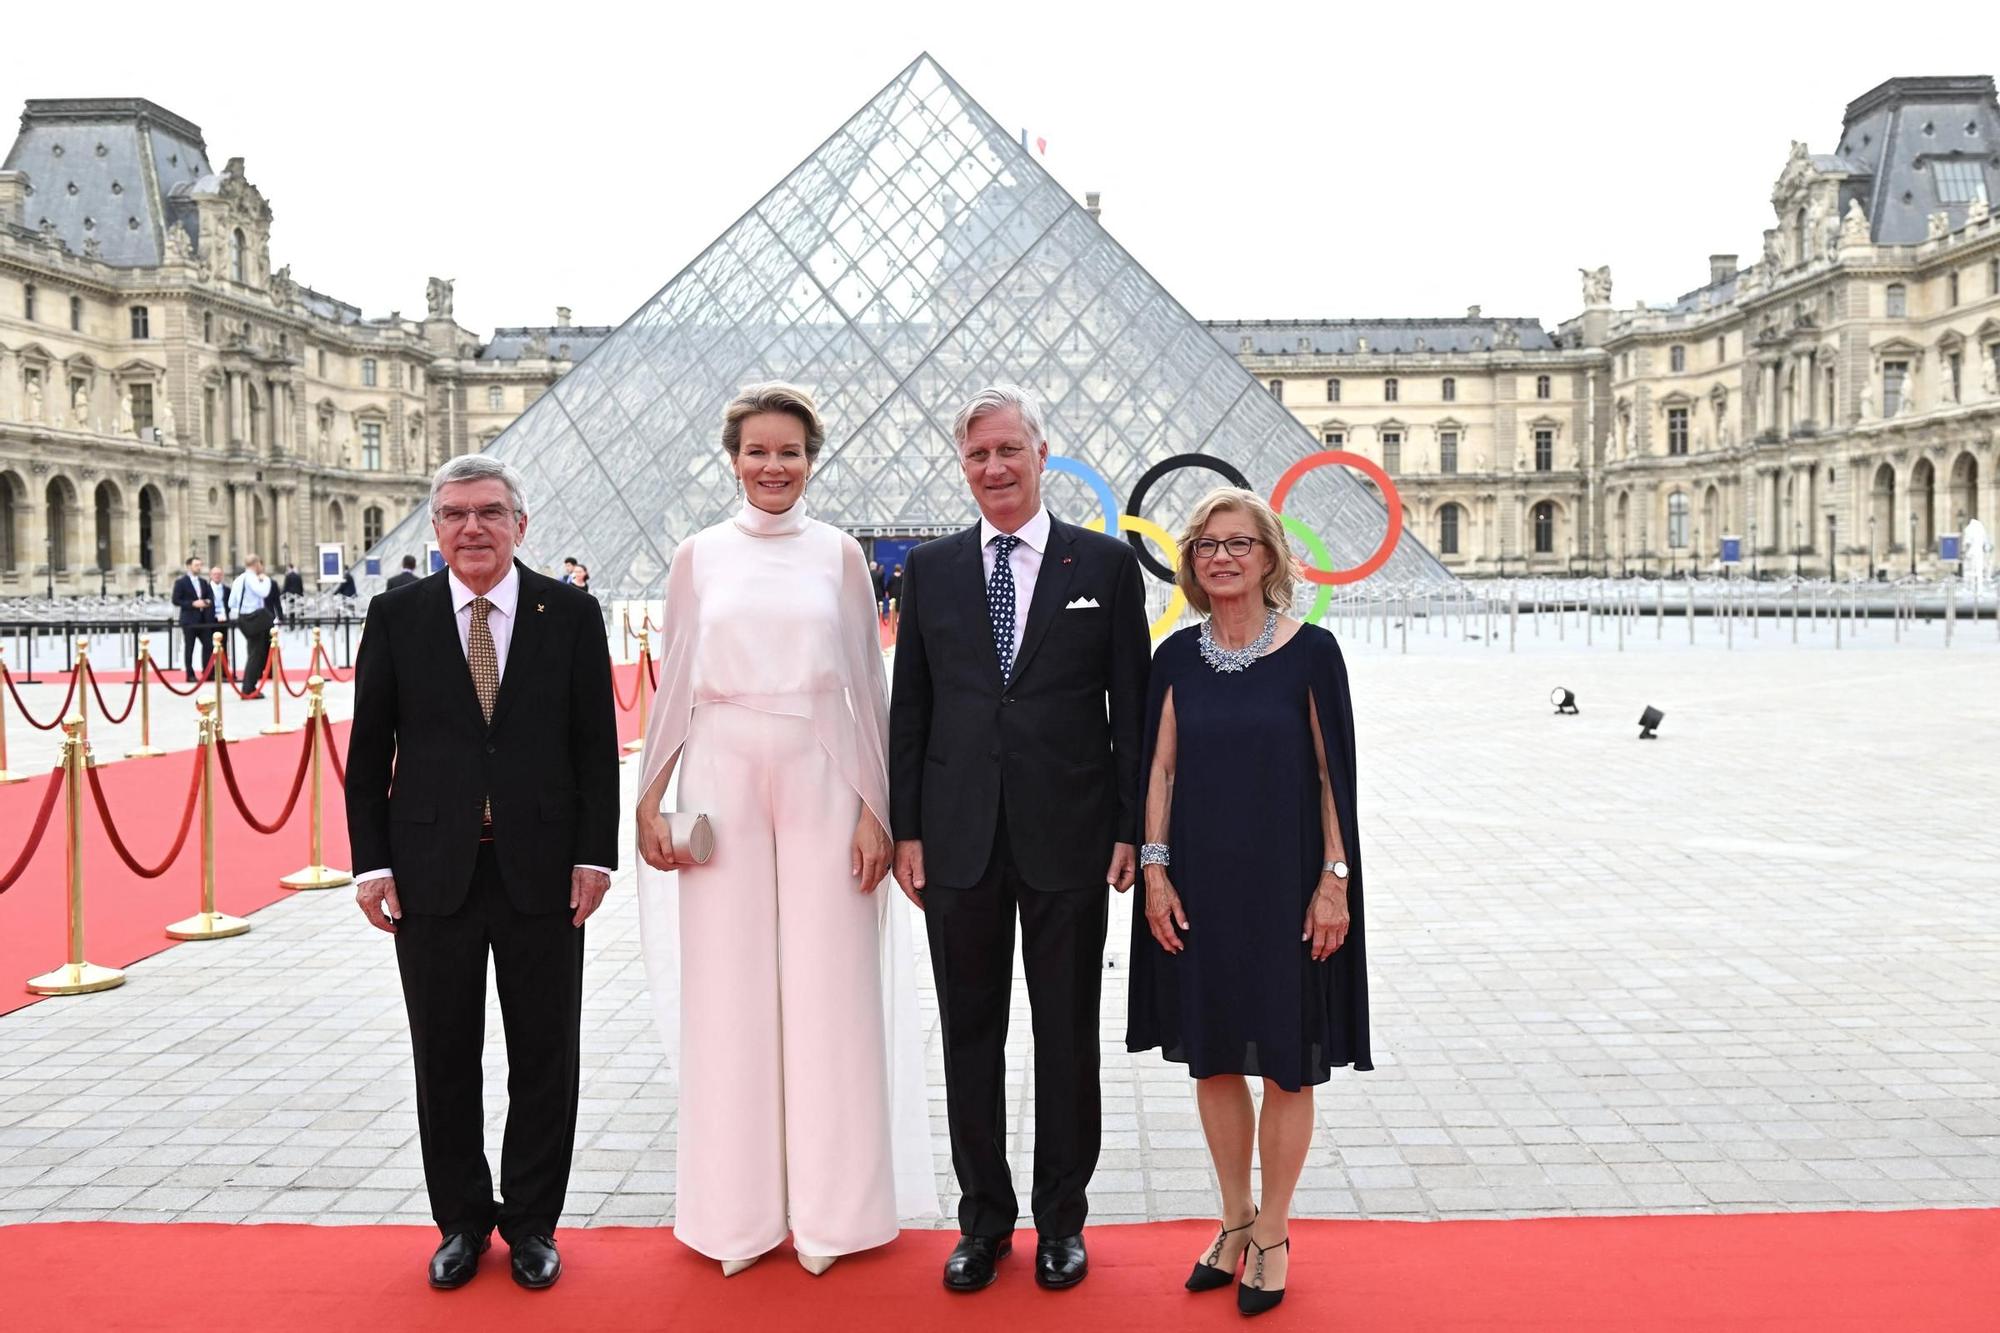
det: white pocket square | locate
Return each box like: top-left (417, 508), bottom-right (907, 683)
top-left (1065, 596), bottom-right (1100, 610)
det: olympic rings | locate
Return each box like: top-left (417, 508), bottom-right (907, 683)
top-left (1268, 451), bottom-right (1403, 587)
top-left (1042, 450), bottom-right (1405, 629)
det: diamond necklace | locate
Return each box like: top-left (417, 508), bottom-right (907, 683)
top-left (1197, 608), bottom-right (1278, 673)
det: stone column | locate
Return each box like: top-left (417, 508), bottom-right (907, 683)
top-left (229, 481), bottom-right (248, 566)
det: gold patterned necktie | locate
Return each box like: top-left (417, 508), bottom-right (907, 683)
top-left (469, 597), bottom-right (498, 826)
top-left (468, 596), bottom-right (499, 722)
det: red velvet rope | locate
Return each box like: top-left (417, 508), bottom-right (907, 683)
top-left (213, 726), bottom-right (314, 834)
top-left (612, 661), bottom-right (643, 711)
top-left (316, 649), bottom-right (353, 683)
top-left (86, 663), bottom-right (143, 724)
top-left (319, 713), bottom-right (346, 787)
top-left (274, 652), bottom-right (311, 699)
top-left (146, 653), bottom-right (217, 697)
top-left (0, 766), bottom-right (65, 894)
top-left (646, 653), bottom-right (659, 691)
top-left (2, 666), bottom-right (80, 731)
top-left (224, 649), bottom-right (275, 700)
top-left (85, 746), bottom-right (204, 879)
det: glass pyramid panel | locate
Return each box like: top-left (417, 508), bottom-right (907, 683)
top-left (372, 53), bottom-right (1453, 600)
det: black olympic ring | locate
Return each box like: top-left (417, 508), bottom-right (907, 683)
top-left (1122, 453), bottom-right (1253, 582)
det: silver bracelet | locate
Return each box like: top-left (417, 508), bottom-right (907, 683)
top-left (1139, 843), bottom-right (1170, 867)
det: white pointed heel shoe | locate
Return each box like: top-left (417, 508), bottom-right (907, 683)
top-left (720, 1256), bottom-right (760, 1277)
top-left (798, 1252), bottom-right (837, 1276)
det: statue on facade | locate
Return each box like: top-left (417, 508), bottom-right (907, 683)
top-left (1838, 199), bottom-right (1870, 250)
top-left (1898, 371), bottom-right (1919, 415)
top-left (117, 392), bottom-right (135, 436)
top-left (164, 223), bottom-right (194, 264)
top-left (1762, 228), bottom-right (1781, 270)
top-left (159, 392), bottom-right (178, 444)
top-left (1858, 380), bottom-right (1875, 420)
top-left (1926, 211), bottom-right (1950, 241)
top-left (1981, 349), bottom-right (1998, 399)
top-left (1806, 194), bottom-right (1829, 257)
top-left (256, 236), bottom-right (272, 285)
top-left (1579, 265), bottom-right (1612, 307)
top-left (70, 381), bottom-right (89, 429)
top-left (27, 373), bottom-right (46, 424)
top-left (426, 277), bottom-right (455, 321)
top-left (1969, 197), bottom-right (1992, 226)
top-left (271, 264), bottom-right (295, 304)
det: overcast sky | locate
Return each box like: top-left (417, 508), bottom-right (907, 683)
top-left (9, 2), bottom-right (2000, 340)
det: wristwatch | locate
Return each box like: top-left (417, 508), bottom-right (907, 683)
top-left (1323, 859), bottom-right (1349, 879)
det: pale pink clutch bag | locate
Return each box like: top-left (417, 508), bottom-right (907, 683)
top-left (666, 812), bottom-right (715, 865)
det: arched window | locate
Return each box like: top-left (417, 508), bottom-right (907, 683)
top-left (1439, 504), bottom-right (1462, 555)
top-left (94, 482), bottom-right (118, 570)
top-left (1441, 376), bottom-right (1456, 402)
top-left (230, 229), bottom-right (247, 284)
top-left (1667, 492), bottom-right (1690, 549)
top-left (0, 471), bottom-right (22, 571)
top-left (46, 478), bottom-right (72, 571)
top-left (1535, 374), bottom-right (1552, 400)
top-left (1885, 283), bottom-right (1906, 317)
top-left (1325, 378), bottom-right (1340, 403)
top-left (1383, 377), bottom-right (1399, 403)
top-left (1795, 206), bottom-right (1809, 263)
top-left (1266, 379), bottom-right (1283, 402)
top-left (138, 485), bottom-right (161, 571)
top-left (1532, 501), bottom-right (1556, 554)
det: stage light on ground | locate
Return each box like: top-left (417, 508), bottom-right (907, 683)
top-left (1551, 687), bottom-right (1579, 715)
top-left (1638, 705), bottom-right (1664, 739)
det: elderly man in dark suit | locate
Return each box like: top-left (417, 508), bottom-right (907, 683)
top-left (347, 454), bottom-right (619, 1291)
top-left (889, 384), bottom-right (1150, 1294)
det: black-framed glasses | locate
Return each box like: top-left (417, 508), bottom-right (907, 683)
top-left (1191, 536), bottom-right (1263, 559)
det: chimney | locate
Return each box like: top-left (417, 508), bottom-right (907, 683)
top-left (0, 171), bottom-right (24, 228)
top-left (555, 306), bottom-right (572, 328)
top-left (1084, 191), bottom-right (1101, 221)
top-left (1709, 254), bottom-right (1738, 286)
top-left (1466, 304), bottom-right (1481, 319)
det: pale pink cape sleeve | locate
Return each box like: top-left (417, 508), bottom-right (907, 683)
top-left (636, 532), bottom-right (699, 798)
top-left (837, 533), bottom-right (893, 837)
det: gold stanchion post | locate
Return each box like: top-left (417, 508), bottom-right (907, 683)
top-left (26, 718), bottom-right (125, 995)
top-left (167, 701), bottom-right (250, 940)
top-left (74, 638), bottom-right (95, 765)
top-left (280, 675), bottom-right (351, 890)
top-left (622, 641), bottom-right (649, 755)
top-left (0, 649), bottom-right (25, 783)
top-left (260, 626), bottom-right (296, 735)
top-left (211, 630), bottom-right (233, 742)
top-left (127, 640), bottom-right (165, 759)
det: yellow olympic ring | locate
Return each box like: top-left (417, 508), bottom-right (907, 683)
top-left (1085, 512), bottom-right (1189, 639)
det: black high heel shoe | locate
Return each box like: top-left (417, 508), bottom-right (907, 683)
top-left (1185, 1207), bottom-right (1258, 1292)
top-left (1237, 1234), bottom-right (1290, 1316)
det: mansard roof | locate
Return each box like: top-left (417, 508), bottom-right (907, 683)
top-left (2, 98), bottom-right (214, 267)
top-left (1832, 76), bottom-right (2000, 245)
top-left (1207, 317), bottom-right (1558, 356)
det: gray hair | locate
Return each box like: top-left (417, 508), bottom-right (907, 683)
top-left (952, 383), bottom-right (1046, 449)
top-left (429, 453), bottom-right (527, 516)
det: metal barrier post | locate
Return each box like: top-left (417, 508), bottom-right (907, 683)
top-left (279, 677), bottom-right (352, 890)
top-left (127, 640), bottom-right (166, 758)
top-left (0, 649), bottom-right (25, 783)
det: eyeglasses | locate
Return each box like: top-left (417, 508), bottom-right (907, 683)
top-left (1191, 536), bottom-right (1263, 559)
top-left (432, 504), bottom-right (517, 526)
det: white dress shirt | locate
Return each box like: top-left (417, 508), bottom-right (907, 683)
top-left (231, 569), bottom-right (272, 616)
top-left (978, 505), bottom-right (1051, 663)
top-left (356, 562), bottom-right (611, 887)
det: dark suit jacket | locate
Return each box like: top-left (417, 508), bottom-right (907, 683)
top-left (345, 561), bottom-right (620, 915)
top-left (889, 514), bottom-right (1150, 890)
top-left (283, 570), bottom-right (305, 598)
top-left (385, 570), bottom-right (419, 590)
top-left (172, 573), bottom-right (212, 627)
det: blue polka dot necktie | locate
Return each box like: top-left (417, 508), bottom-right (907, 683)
top-left (987, 533), bottom-right (1021, 685)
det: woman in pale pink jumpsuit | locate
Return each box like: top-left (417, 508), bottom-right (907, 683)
top-left (635, 383), bottom-right (935, 1276)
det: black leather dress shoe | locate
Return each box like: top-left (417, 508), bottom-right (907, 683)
top-left (942, 1234), bottom-right (1012, 1292)
top-left (428, 1231), bottom-right (489, 1289)
top-left (1035, 1233), bottom-right (1088, 1289)
top-left (510, 1234), bottom-right (561, 1289)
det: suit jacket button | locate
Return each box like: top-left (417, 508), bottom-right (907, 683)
top-left (1002, 697), bottom-right (1014, 705)
top-left (485, 743), bottom-right (497, 754)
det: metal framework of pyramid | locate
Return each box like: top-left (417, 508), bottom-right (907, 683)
top-left (373, 54), bottom-right (1452, 601)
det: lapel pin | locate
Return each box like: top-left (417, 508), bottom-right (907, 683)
top-left (536, 602), bottom-right (546, 613)
top-left (1061, 556), bottom-right (1073, 565)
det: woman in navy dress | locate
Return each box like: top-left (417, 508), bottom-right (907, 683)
top-left (1126, 487), bottom-right (1371, 1316)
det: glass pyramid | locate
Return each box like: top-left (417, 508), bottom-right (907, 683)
top-left (373, 54), bottom-right (1453, 605)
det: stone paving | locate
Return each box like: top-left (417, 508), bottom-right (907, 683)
top-left (2, 626), bottom-right (1997, 1232)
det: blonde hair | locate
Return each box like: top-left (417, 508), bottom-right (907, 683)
top-left (721, 381), bottom-right (825, 460)
top-left (1176, 487), bottom-right (1298, 617)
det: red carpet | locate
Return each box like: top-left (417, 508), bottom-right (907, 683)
top-left (0, 721), bottom-right (353, 1016)
top-left (0, 1212), bottom-right (1992, 1330)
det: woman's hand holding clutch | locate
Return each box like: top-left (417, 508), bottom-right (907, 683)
top-left (637, 808), bottom-right (679, 872)
top-left (851, 807), bottom-right (891, 892)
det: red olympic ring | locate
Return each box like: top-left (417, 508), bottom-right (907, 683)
top-left (1267, 451), bottom-right (1404, 586)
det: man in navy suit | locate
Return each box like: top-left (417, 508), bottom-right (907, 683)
top-left (171, 556), bottom-right (215, 680)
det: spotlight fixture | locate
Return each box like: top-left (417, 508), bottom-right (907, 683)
top-left (1550, 687), bottom-right (1579, 715)
top-left (1637, 705), bottom-right (1664, 739)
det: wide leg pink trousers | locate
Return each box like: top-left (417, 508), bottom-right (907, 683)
top-left (673, 702), bottom-right (898, 1261)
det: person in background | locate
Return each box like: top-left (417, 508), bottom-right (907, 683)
top-left (869, 560), bottom-right (886, 616)
top-left (231, 555), bottom-right (275, 699)
top-left (207, 563), bottom-right (233, 668)
top-left (561, 556), bottom-right (581, 586)
top-left (572, 564), bottom-right (593, 596)
top-left (172, 555), bottom-right (214, 681)
top-left (386, 554), bottom-right (421, 591)
top-left (338, 563), bottom-right (358, 599)
top-left (278, 562), bottom-right (305, 622)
